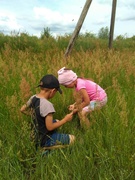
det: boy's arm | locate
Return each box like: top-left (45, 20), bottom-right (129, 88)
top-left (20, 104), bottom-right (31, 116)
top-left (45, 112), bottom-right (73, 131)
top-left (20, 104), bottom-right (27, 112)
top-left (20, 95), bottom-right (34, 116)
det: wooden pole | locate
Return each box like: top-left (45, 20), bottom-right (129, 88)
top-left (109, 0), bottom-right (117, 49)
top-left (65, 0), bottom-right (93, 58)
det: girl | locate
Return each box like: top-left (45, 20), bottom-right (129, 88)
top-left (57, 67), bottom-right (107, 128)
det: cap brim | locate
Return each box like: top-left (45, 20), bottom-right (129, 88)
top-left (57, 87), bottom-right (62, 94)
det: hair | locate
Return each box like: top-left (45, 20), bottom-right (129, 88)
top-left (40, 87), bottom-right (53, 92)
top-left (78, 77), bottom-right (94, 82)
top-left (63, 67), bottom-right (71, 70)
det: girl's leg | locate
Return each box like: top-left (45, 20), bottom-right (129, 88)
top-left (78, 100), bottom-right (101, 128)
top-left (78, 110), bottom-right (90, 128)
top-left (83, 97), bottom-right (107, 112)
top-left (78, 97), bottom-right (107, 128)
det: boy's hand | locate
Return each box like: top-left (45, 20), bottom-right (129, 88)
top-left (64, 112), bottom-right (73, 122)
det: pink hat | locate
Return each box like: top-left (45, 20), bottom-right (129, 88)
top-left (58, 67), bottom-right (77, 85)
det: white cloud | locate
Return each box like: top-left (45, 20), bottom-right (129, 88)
top-left (33, 7), bottom-right (78, 26)
top-left (0, 11), bottom-right (22, 31)
top-left (0, 0), bottom-right (135, 37)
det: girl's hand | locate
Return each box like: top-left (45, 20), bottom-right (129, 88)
top-left (68, 104), bottom-right (75, 111)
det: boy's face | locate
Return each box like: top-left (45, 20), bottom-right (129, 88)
top-left (48, 88), bottom-right (58, 99)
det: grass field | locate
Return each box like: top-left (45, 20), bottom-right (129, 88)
top-left (0, 43), bottom-right (135, 179)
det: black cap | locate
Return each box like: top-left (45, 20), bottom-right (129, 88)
top-left (37, 74), bottom-right (62, 94)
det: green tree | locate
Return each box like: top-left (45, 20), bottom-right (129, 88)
top-left (98, 26), bottom-right (109, 39)
top-left (40, 27), bottom-right (52, 39)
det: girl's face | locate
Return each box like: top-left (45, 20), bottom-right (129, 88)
top-left (64, 80), bottom-right (76, 88)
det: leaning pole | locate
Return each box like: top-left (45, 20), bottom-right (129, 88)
top-left (109, 0), bottom-right (117, 49)
top-left (65, 0), bottom-right (93, 58)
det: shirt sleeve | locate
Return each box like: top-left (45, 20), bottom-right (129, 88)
top-left (76, 79), bottom-right (86, 91)
top-left (40, 98), bottom-right (55, 117)
top-left (26, 95), bottom-right (36, 108)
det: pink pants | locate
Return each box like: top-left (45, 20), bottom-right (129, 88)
top-left (82, 96), bottom-right (107, 112)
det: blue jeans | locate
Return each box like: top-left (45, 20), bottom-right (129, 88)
top-left (44, 119), bottom-right (70, 147)
top-left (44, 133), bottom-right (70, 147)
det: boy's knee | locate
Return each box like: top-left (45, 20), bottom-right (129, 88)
top-left (69, 135), bottom-right (75, 144)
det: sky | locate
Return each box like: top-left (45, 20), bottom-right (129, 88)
top-left (0, 0), bottom-right (135, 38)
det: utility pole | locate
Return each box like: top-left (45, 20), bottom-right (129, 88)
top-left (65, 0), bottom-right (92, 58)
top-left (109, 0), bottom-right (117, 49)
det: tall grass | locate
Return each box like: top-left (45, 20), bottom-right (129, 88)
top-left (0, 40), bottom-right (135, 179)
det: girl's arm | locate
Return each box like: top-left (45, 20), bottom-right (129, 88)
top-left (79, 88), bottom-right (90, 108)
top-left (45, 112), bottom-right (73, 131)
top-left (69, 89), bottom-right (90, 113)
top-left (70, 89), bottom-right (90, 113)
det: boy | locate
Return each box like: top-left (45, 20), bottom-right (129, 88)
top-left (20, 74), bottom-right (75, 149)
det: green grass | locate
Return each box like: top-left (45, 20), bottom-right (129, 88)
top-left (0, 41), bottom-right (135, 179)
